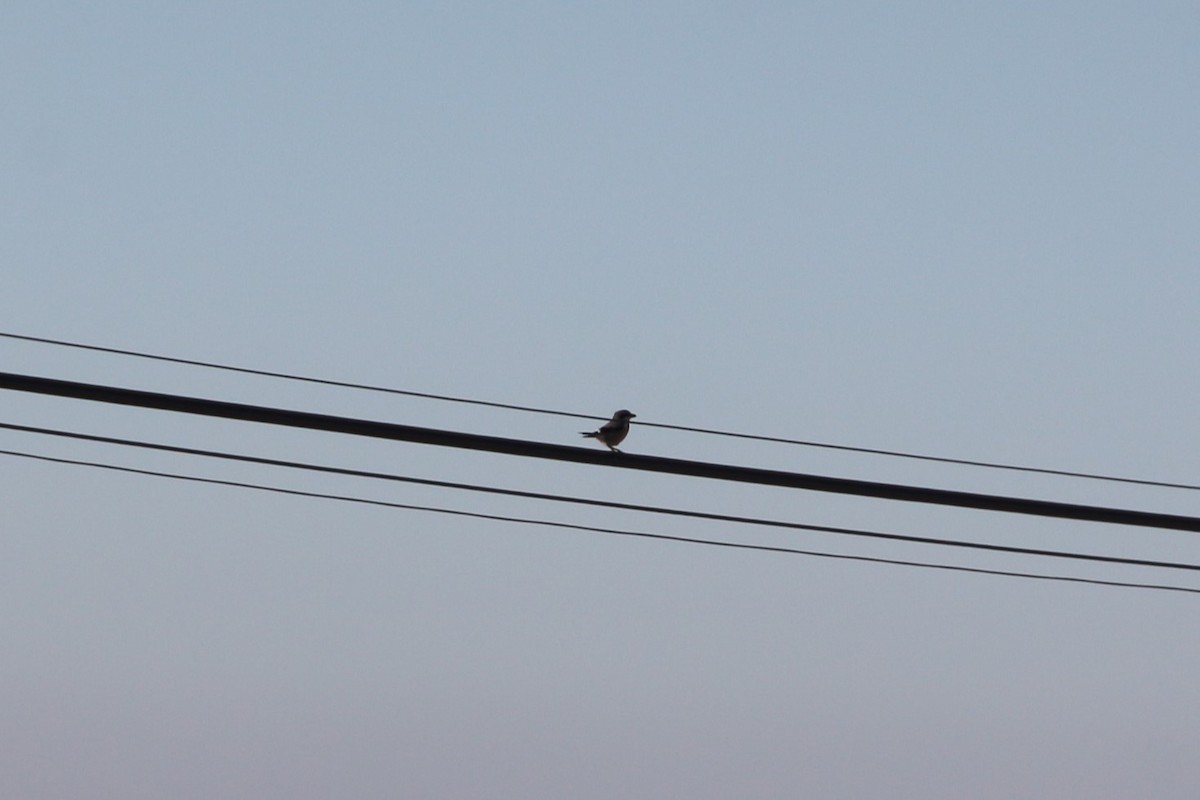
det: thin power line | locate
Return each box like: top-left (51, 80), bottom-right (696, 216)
top-left (3, 447), bottom-right (1197, 596)
top-left (3, 330), bottom-right (1195, 491)
top-left (5, 420), bottom-right (1196, 573)
top-left (3, 370), bottom-right (1200, 531)
top-left (0, 331), bottom-right (592, 419)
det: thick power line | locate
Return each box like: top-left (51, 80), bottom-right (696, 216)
top-left (3, 370), bottom-right (1200, 532)
top-left (3, 330), bottom-right (1195, 491)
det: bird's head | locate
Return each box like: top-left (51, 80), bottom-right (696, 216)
top-left (614, 409), bottom-right (636, 420)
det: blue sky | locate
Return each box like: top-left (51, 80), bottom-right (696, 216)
top-left (3, 3), bottom-right (1199, 797)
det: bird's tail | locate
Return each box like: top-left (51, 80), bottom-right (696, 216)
top-left (580, 431), bottom-right (597, 438)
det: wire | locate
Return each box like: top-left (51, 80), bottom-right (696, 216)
top-left (3, 420), bottom-right (1199, 573)
top-left (3, 447), bottom-right (1197, 595)
top-left (3, 330), bottom-right (1195, 491)
top-left (4, 373), bottom-right (1200, 531)
top-left (0, 331), bottom-right (592, 419)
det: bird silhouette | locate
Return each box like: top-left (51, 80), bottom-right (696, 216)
top-left (581, 409), bottom-right (636, 453)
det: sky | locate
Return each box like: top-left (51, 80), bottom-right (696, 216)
top-left (2, 2), bottom-right (1199, 797)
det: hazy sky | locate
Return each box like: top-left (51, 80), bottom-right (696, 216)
top-left (3, 3), bottom-right (1199, 797)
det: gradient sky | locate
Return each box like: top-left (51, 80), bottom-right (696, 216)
top-left (3, 3), bottom-right (1199, 797)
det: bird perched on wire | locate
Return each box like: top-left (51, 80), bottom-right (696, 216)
top-left (581, 409), bottom-right (637, 453)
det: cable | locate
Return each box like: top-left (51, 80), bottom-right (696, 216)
top-left (3, 330), bottom-right (1195, 491)
top-left (0, 331), bottom-right (593, 419)
top-left (3, 447), bottom-right (1197, 596)
top-left (4, 371), bottom-right (1200, 531)
top-left (5, 420), bottom-right (1197, 572)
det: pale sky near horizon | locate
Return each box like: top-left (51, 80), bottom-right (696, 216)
top-left (3, 3), bottom-right (1200, 797)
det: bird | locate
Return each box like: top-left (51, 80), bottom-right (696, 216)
top-left (581, 409), bottom-right (636, 453)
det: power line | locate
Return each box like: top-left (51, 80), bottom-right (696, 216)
top-left (5, 420), bottom-right (1196, 573)
top-left (3, 330), bottom-right (1194, 491)
top-left (4, 370), bottom-right (1200, 531)
top-left (0, 331), bottom-right (596, 419)
top-left (3, 446), bottom-right (1197, 596)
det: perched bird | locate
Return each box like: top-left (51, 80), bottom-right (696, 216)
top-left (581, 409), bottom-right (636, 453)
